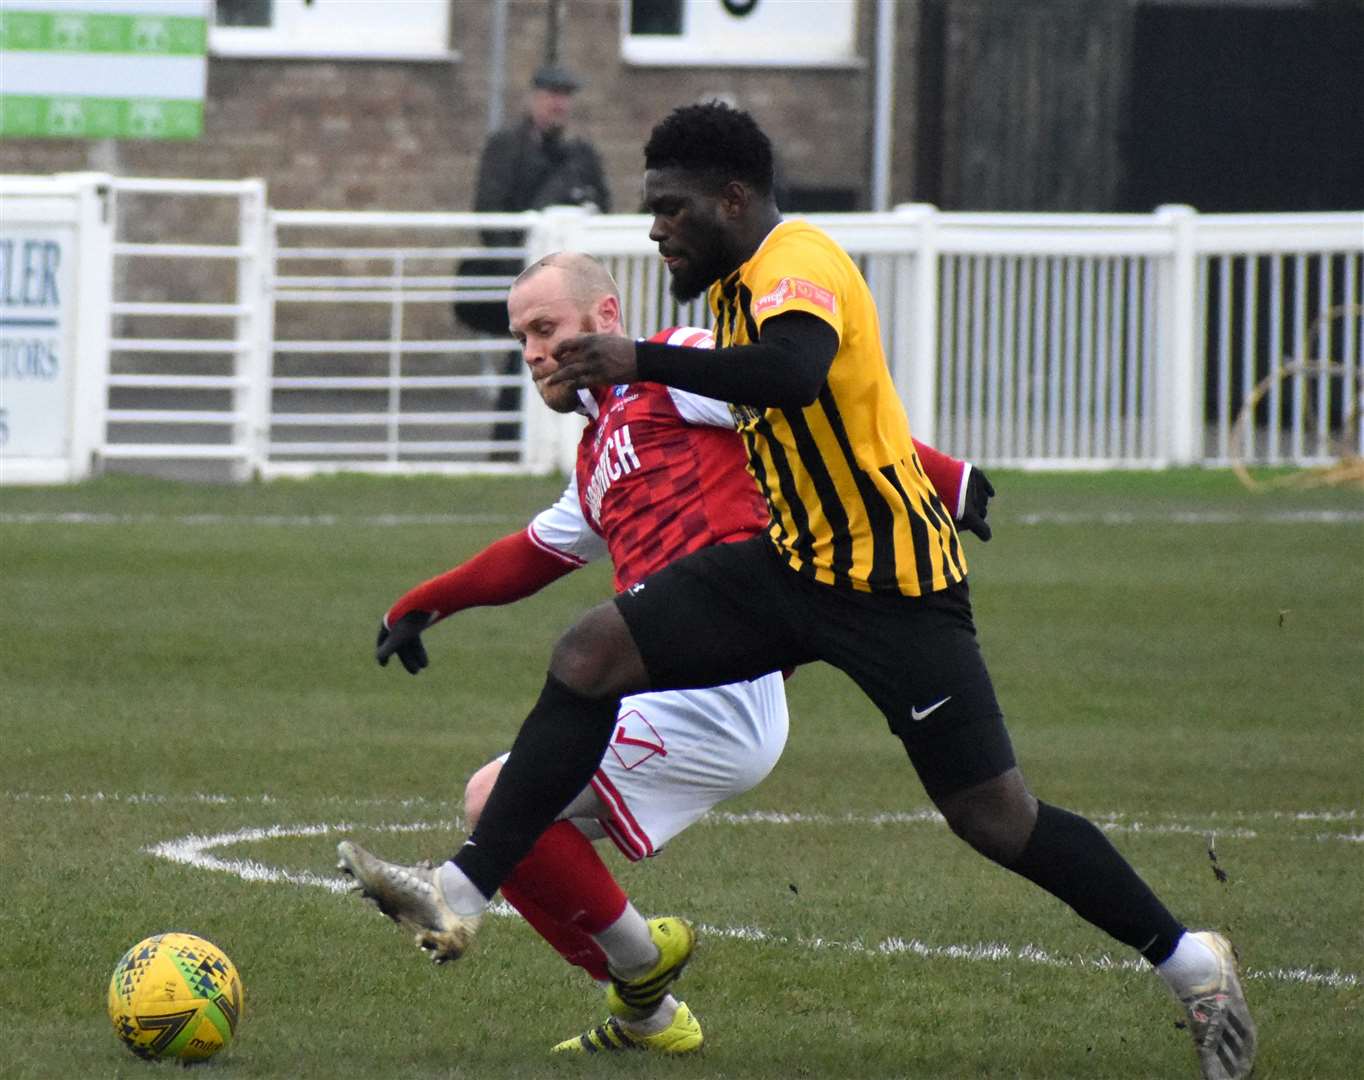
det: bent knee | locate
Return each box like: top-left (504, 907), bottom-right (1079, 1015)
top-left (944, 808), bottom-right (1033, 865)
top-left (463, 759), bottom-right (503, 831)
top-left (936, 769), bottom-right (1039, 866)
top-left (548, 602), bottom-right (648, 697)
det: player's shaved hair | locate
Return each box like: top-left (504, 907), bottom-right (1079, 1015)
top-left (644, 100), bottom-right (774, 196)
top-left (514, 251), bottom-right (620, 311)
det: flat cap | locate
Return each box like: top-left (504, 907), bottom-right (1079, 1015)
top-left (532, 64), bottom-right (582, 93)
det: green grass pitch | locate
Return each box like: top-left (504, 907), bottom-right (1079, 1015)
top-left (1, 469), bottom-right (1360, 1078)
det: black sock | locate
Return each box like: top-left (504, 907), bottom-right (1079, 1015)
top-left (1009, 801), bottom-right (1185, 965)
top-left (454, 673), bottom-right (619, 899)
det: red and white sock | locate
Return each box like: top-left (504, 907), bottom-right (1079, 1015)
top-left (498, 820), bottom-right (659, 981)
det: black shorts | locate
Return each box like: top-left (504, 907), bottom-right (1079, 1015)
top-left (614, 535), bottom-right (1015, 802)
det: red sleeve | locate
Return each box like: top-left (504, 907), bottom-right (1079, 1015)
top-left (386, 529), bottom-right (579, 626)
top-left (912, 438), bottom-right (967, 519)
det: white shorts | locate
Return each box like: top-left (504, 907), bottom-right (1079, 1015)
top-left (500, 672), bottom-right (788, 862)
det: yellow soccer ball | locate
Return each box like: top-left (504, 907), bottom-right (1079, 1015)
top-left (107, 932), bottom-right (244, 1062)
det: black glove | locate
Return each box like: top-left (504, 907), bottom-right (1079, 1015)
top-left (376, 610), bottom-right (432, 674)
top-left (958, 467), bottom-right (995, 542)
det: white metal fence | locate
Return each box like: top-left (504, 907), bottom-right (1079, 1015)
top-left (2, 173), bottom-right (1360, 482)
top-left (267, 209), bottom-right (539, 475)
top-left (101, 177), bottom-right (270, 475)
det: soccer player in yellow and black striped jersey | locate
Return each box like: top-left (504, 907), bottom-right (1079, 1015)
top-left (347, 102), bottom-right (1254, 1080)
top-left (710, 217), bottom-right (965, 595)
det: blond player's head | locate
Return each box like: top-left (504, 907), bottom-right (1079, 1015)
top-left (508, 252), bottom-right (624, 413)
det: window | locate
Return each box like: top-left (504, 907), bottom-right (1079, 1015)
top-left (211, 0), bottom-right (451, 60)
top-left (622, 0), bottom-right (859, 68)
top-left (631, 0), bottom-right (684, 36)
top-left (216, 0), bottom-right (270, 27)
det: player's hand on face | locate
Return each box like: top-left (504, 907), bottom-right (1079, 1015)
top-left (958, 466), bottom-right (995, 542)
top-left (548, 333), bottom-right (638, 389)
top-left (376, 610), bottom-right (433, 674)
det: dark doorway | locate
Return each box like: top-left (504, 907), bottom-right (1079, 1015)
top-left (784, 187), bottom-right (859, 213)
top-left (914, 0), bottom-right (948, 207)
top-left (1124, 2), bottom-right (1364, 212)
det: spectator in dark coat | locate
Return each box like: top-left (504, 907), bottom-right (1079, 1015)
top-left (457, 64), bottom-right (612, 451)
top-left (476, 64), bottom-right (611, 231)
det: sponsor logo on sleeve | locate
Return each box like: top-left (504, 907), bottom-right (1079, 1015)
top-left (753, 277), bottom-right (837, 317)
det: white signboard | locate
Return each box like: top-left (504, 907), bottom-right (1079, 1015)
top-left (0, 174), bottom-right (112, 484)
top-left (0, 1), bottom-right (210, 140)
top-left (0, 228), bottom-right (74, 459)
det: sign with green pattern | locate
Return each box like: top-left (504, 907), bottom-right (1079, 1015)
top-left (0, 2), bottom-right (208, 140)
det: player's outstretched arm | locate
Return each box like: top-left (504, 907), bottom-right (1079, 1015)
top-left (375, 611), bottom-right (436, 675)
top-left (547, 332), bottom-right (639, 387)
top-left (376, 530), bottom-right (580, 674)
top-left (629, 312), bottom-right (836, 408)
top-left (551, 313), bottom-right (836, 410)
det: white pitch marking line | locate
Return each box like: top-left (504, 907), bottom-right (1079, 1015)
top-left (13, 790), bottom-right (1362, 841)
top-left (143, 819), bottom-right (1360, 991)
top-left (145, 821), bottom-right (438, 894)
top-left (703, 809), bottom-right (1266, 840)
top-left (13, 790), bottom-right (1360, 823)
top-left (691, 923), bottom-right (1361, 990)
top-left (0, 511), bottom-right (519, 527)
top-left (4, 509), bottom-right (1362, 528)
top-left (1014, 509), bottom-right (1364, 526)
top-left (5, 790), bottom-right (443, 810)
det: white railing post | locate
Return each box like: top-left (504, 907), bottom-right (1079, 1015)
top-left (521, 206), bottom-right (594, 475)
top-left (894, 203), bottom-right (939, 446)
top-left (70, 173), bottom-right (114, 479)
top-left (235, 179), bottom-right (272, 480)
top-left (525, 204), bottom-right (592, 261)
top-left (1155, 204), bottom-right (1200, 465)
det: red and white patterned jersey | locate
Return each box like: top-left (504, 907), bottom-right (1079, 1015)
top-left (528, 328), bottom-right (768, 593)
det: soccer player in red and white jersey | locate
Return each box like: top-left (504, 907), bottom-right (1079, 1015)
top-left (344, 252), bottom-right (992, 1055)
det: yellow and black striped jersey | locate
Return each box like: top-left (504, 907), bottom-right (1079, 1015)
top-left (708, 219), bottom-right (966, 596)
